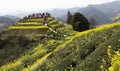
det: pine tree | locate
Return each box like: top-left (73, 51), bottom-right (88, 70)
top-left (67, 11), bottom-right (72, 24)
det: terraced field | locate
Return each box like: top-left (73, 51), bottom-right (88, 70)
top-left (0, 22), bottom-right (120, 71)
top-left (2, 17), bottom-right (63, 36)
top-left (16, 22), bottom-right (43, 26)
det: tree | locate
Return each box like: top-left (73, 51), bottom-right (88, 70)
top-left (89, 17), bottom-right (98, 28)
top-left (67, 11), bottom-right (72, 24)
top-left (71, 12), bottom-right (90, 31)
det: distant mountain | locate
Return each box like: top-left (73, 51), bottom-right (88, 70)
top-left (79, 6), bottom-right (110, 24)
top-left (4, 15), bottom-right (21, 21)
top-left (47, 1), bottom-right (120, 24)
top-left (92, 1), bottom-right (120, 17)
top-left (14, 1), bottom-right (120, 24)
top-left (0, 15), bottom-right (20, 25)
top-left (0, 15), bottom-right (21, 31)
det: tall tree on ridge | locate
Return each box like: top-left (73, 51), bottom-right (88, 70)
top-left (67, 11), bottom-right (72, 24)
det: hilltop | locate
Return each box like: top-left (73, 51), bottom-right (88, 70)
top-left (0, 12), bottom-right (120, 71)
top-left (1, 13), bottom-right (64, 36)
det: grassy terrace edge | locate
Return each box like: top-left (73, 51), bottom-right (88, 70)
top-left (8, 26), bottom-right (49, 30)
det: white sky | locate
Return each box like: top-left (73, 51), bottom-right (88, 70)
top-left (0, 0), bottom-right (116, 15)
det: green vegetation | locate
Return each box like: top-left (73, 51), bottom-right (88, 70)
top-left (49, 20), bottom-right (58, 25)
top-left (47, 17), bottom-right (55, 21)
top-left (9, 26), bottom-right (49, 30)
top-left (0, 23), bottom-right (76, 71)
top-left (71, 12), bottom-right (90, 31)
top-left (0, 13), bottom-right (120, 71)
top-left (25, 19), bottom-right (43, 22)
top-left (0, 36), bottom-right (33, 66)
top-left (51, 21), bottom-right (63, 28)
top-left (0, 20), bottom-right (120, 71)
top-left (109, 50), bottom-right (120, 71)
top-left (67, 11), bottom-right (72, 24)
top-left (111, 13), bottom-right (120, 22)
top-left (16, 22), bottom-right (43, 26)
top-left (2, 17), bottom-right (64, 36)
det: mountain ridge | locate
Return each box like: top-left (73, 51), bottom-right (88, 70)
top-left (48, 1), bottom-right (120, 24)
top-left (12, 1), bottom-right (120, 24)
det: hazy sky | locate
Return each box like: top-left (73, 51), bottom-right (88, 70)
top-left (0, 0), bottom-right (116, 15)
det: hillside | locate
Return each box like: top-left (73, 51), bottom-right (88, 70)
top-left (111, 13), bottom-right (120, 22)
top-left (0, 13), bottom-right (65, 67)
top-left (0, 13), bottom-right (120, 71)
top-left (1, 14), bottom-right (63, 36)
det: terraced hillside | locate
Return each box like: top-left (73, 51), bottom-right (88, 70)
top-left (2, 15), bottom-right (63, 36)
top-left (0, 13), bottom-right (65, 67)
top-left (0, 20), bottom-right (120, 71)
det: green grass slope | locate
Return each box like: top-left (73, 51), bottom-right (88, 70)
top-left (0, 22), bottom-right (120, 71)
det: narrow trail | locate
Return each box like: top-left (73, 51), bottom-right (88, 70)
top-left (45, 23), bottom-right (66, 37)
top-left (43, 16), bottom-right (67, 37)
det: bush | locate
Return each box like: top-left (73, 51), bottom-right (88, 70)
top-left (71, 12), bottom-right (90, 31)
